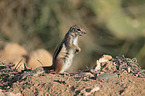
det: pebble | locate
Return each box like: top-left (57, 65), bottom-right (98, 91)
top-left (97, 73), bottom-right (118, 79)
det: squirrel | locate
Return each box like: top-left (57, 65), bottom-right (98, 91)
top-left (21, 25), bottom-right (86, 79)
top-left (52, 25), bottom-right (86, 73)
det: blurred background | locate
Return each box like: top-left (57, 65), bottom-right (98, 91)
top-left (1, 0), bottom-right (145, 72)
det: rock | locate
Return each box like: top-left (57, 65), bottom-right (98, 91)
top-left (95, 55), bottom-right (112, 71)
top-left (97, 73), bottom-right (118, 79)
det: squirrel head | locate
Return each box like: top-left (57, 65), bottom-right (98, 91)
top-left (69, 25), bottom-right (86, 37)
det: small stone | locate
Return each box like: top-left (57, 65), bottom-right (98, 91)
top-left (97, 73), bottom-right (118, 79)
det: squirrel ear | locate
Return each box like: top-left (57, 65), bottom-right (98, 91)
top-left (69, 27), bottom-right (74, 31)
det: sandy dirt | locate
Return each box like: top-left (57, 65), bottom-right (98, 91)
top-left (0, 55), bottom-right (145, 96)
top-left (7, 72), bottom-right (144, 96)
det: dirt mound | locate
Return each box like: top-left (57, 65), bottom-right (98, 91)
top-left (0, 43), bottom-right (27, 70)
top-left (9, 72), bottom-right (145, 96)
top-left (0, 55), bottom-right (145, 96)
top-left (26, 49), bottom-right (52, 69)
top-left (0, 43), bottom-right (52, 70)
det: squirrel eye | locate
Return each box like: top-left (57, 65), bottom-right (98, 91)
top-left (77, 29), bottom-right (81, 31)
